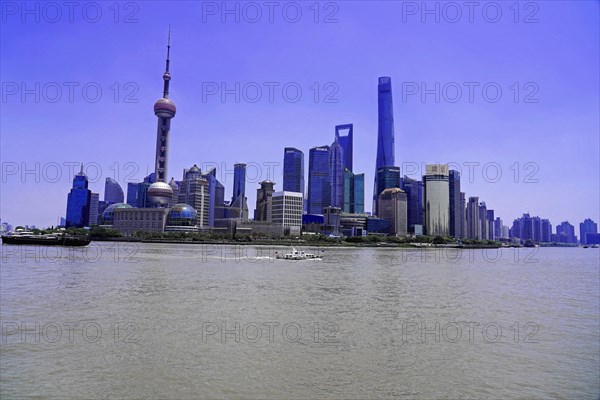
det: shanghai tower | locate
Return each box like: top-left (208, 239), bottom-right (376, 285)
top-left (372, 76), bottom-right (395, 215)
top-left (147, 29), bottom-right (177, 207)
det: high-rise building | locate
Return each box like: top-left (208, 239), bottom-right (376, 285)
top-left (104, 177), bottom-right (124, 204)
top-left (89, 193), bottom-right (100, 226)
top-left (486, 209), bottom-right (495, 241)
top-left (343, 169), bottom-right (365, 214)
top-left (147, 30), bottom-right (176, 207)
top-left (126, 182), bottom-right (139, 207)
top-left (335, 124), bottom-right (353, 171)
top-left (271, 191), bottom-right (303, 235)
top-left (307, 145), bottom-right (331, 214)
top-left (449, 170), bottom-right (463, 238)
top-left (466, 196), bottom-right (480, 239)
top-left (283, 147), bottom-right (304, 196)
top-left (255, 180), bottom-right (275, 221)
top-left (65, 165), bottom-right (91, 228)
top-left (541, 219), bottom-right (552, 242)
top-left (423, 164), bottom-right (449, 236)
top-left (178, 165), bottom-right (210, 228)
top-left (168, 178), bottom-right (180, 207)
top-left (377, 188), bottom-right (407, 236)
top-left (230, 163), bottom-right (248, 221)
top-left (373, 77), bottom-right (396, 213)
top-left (375, 166), bottom-right (401, 213)
top-left (494, 217), bottom-right (503, 240)
top-left (460, 192), bottom-right (467, 238)
top-left (479, 202), bottom-right (488, 240)
top-left (403, 176), bottom-right (423, 234)
top-left (579, 218), bottom-right (598, 245)
top-left (556, 221), bottom-right (576, 243)
top-left (330, 137), bottom-right (345, 209)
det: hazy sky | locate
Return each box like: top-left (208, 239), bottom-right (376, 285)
top-left (1, 1), bottom-right (599, 229)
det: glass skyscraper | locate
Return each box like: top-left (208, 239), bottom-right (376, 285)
top-left (402, 176), bottom-right (423, 233)
top-left (283, 147), bottom-right (304, 195)
top-left (104, 177), bottom-right (124, 204)
top-left (335, 124), bottom-right (353, 172)
top-left (342, 169), bottom-right (364, 214)
top-left (373, 77), bottom-right (395, 214)
top-left (65, 165), bottom-right (91, 228)
top-left (376, 166), bottom-right (401, 203)
top-left (307, 145), bottom-right (331, 214)
top-left (449, 170), bottom-right (463, 238)
top-left (330, 137), bottom-right (345, 209)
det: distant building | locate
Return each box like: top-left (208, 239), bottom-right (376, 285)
top-left (579, 218), bottom-right (598, 245)
top-left (323, 206), bottom-right (341, 236)
top-left (449, 170), bottom-right (463, 238)
top-left (423, 164), bottom-right (449, 236)
top-left (403, 176), bottom-right (423, 234)
top-left (65, 165), bottom-right (91, 228)
top-left (466, 196), bottom-right (480, 239)
top-left (373, 76), bottom-right (396, 213)
top-left (89, 193), bottom-right (100, 226)
top-left (271, 191), bottom-right (303, 235)
top-left (178, 165), bottom-right (210, 228)
top-left (335, 124), bottom-right (353, 171)
top-left (113, 208), bottom-right (169, 236)
top-left (375, 166), bottom-right (401, 215)
top-left (541, 219), bottom-right (552, 242)
top-left (168, 178), bottom-right (180, 208)
top-left (230, 163), bottom-right (248, 221)
top-left (343, 168), bottom-right (365, 214)
top-left (126, 182), bottom-right (139, 207)
top-left (307, 145), bottom-right (331, 215)
top-left (283, 147), bottom-right (304, 196)
top-left (254, 180), bottom-right (275, 221)
top-left (104, 177), bottom-right (124, 204)
top-left (479, 202), bottom-right (488, 240)
top-left (556, 221), bottom-right (576, 243)
top-left (486, 209), bottom-right (495, 241)
top-left (377, 188), bottom-right (407, 236)
top-left (330, 136), bottom-right (345, 209)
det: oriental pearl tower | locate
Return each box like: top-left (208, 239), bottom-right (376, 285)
top-left (147, 29), bottom-right (176, 207)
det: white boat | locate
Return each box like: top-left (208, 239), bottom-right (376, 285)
top-left (275, 247), bottom-right (321, 260)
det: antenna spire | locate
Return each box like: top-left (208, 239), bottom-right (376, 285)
top-left (163, 27), bottom-right (171, 98)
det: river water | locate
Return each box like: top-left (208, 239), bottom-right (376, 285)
top-left (1, 243), bottom-right (598, 399)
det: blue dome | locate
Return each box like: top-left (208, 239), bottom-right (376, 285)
top-left (166, 204), bottom-right (197, 226)
top-left (101, 203), bottom-right (133, 224)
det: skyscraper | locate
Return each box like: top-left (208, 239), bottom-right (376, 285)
top-left (449, 170), bottom-right (463, 238)
top-left (403, 176), bottom-right (424, 234)
top-left (466, 196), bottom-right (480, 239)
top-left (541, 218), bottom-right (552, 242)
top-left (283, 147), bottom-right (304, 195)
top-left (343, 169), bottom-right (365, 214)
top-left (579, 218), bottom-right (598, 245)
top-left (556, 221), bottom-right (576, 243)
top-left (486, 209), bottom-right (495, 240)
top-left (89, 193), bottom-right (100, 226)
top-left (423, 164), bottom-right (449, 236)
top-left (65, 165), bottom-right (91, 228)
top-left (230, 163), bottom-right (248, 221)
top-left (335, 124), bottom-right (353, 171)
top-left (479, 202), bottom-right (488, 240)
top-left (373, 77), bottom-right (395, 213)
top-left (330, 136), bottom-right (345, 209)
top-left (377, 188), bottom-right (407, 236)
top-left (126, 182), bottom-right (139, 207)
top-left (104, 177), bottom-right (124, 204)
top-left (178, 165), bottom-right (210, 228)
top-left (307, 145), bottom-right (331, 214)
top-left (147, 30), bottom-right (176, 207)
top-left (255, 180), bottom-right (275, 221)
top-left (376, 166), bottom-right (401, 208)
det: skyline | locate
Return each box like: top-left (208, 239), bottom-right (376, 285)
top-left (1, 1), bottom-right (599, 228)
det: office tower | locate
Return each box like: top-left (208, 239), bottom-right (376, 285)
top-left (168, 178), bottom-right (180, 207)
top-left (65, 165), bottom-right (91, 228)
top-left (423, 164), bottom-right (449, 236)
top-left (344, 170), bottom-right (365, 214)
top-left (335, 124), bottom-right (353, 171)
top-left (579, 218), bottom-right (598, 245)
top-left (230, 163), bottom-right (248, 221)
top-left (89, 193), bottom-right (100, 226)
top-left (403, 176), bottom-right (424, 233)
top-left (98, 201), bottom-right (109, 220)
top-left (449, 170), bottom-right (463, 238)
top-left (126, 182), bottom-right (139, 207)
top-left (147, 30), bottom-right (176, 207)
top-left (487, 209), bottom-right (495, 240)
top-left (330, 137), bottom-right (345, 209)
top-left (271, 191), bottom-right (303, 235)
top-left (178, 165), bottom-right (210, 228)
top-left (283, 147), bottom-right (304, 195)
top-left (376, 166), bottom-right (401, 209)
top-left (373, 77), bottom-right (396, 213)
top-left (556, 221), bottom-right (576, 243)
top-left (104, 177), bottom-right (124, 204)
top-left (494, 217), bottom-right (503, 240)
top-left (478, 202), bottom-right (488, 240)
top-left (466, 196), bottom-right (480, 239)
top-left (460, 192), bottom-right (467, 238)
top-left (307, 145), bottom-right (331, 214)
top-left (377, 188), bottom-right (407, 236)
top-left (541, 219), bottom-right (552, 242)
top-left (255, 180), bottom-right (275, 221)
top-left (203, 167), bottom-right (224, 227)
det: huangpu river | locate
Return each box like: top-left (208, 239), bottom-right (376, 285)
top-left (1, 243), bottom-right (599, 399)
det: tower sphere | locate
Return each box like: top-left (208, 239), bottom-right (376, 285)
top-left (147, 181), bottom-right (173, 206)
top-left (154, 97), bottom-right (176, 119)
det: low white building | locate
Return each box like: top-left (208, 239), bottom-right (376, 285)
top-left (271, 191), bottom-right (303, 235)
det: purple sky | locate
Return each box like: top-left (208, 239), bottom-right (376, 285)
top-left (1, 1), bottom-right (599, 230)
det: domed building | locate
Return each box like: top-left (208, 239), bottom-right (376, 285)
top-left (164, 203), bottom-right (199, 233)
top-left (147, 181), bottom-right (173, 207)
top-left (101, 203), bottom-right (133, 225)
